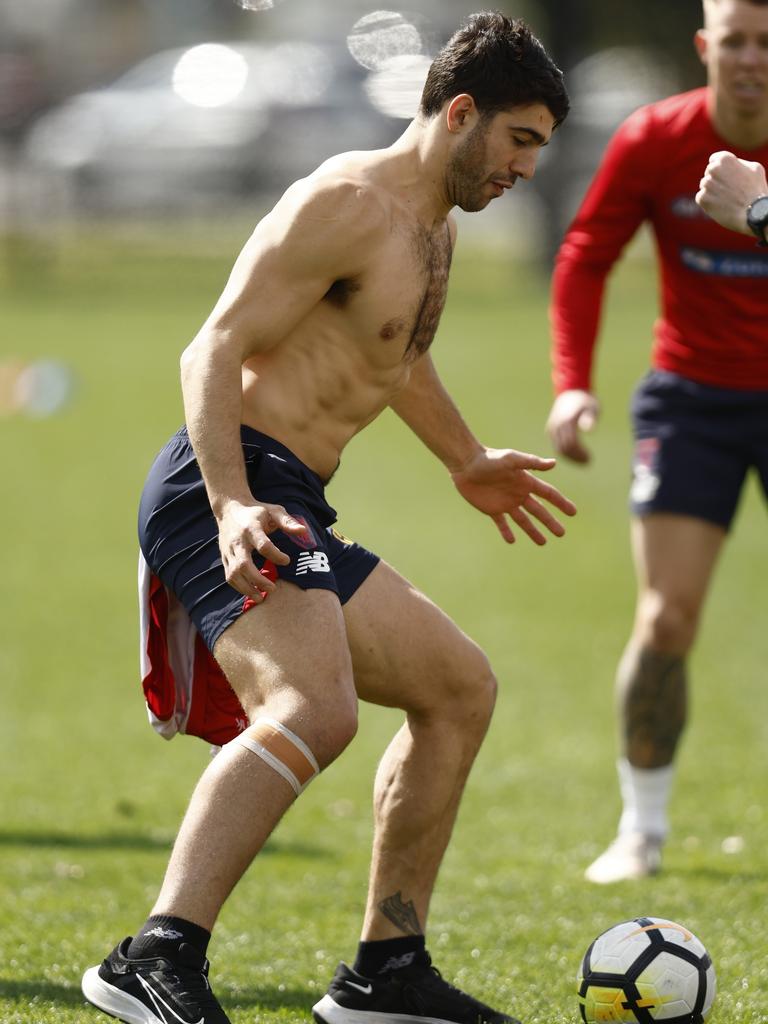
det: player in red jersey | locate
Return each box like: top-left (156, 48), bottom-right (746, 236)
top-left (546, 0), bottom-right (768, 883)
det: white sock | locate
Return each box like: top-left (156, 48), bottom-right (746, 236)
top-left (616, 758), bottom-right (674, 840)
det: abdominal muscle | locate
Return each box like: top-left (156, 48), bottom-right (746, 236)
top-left (240, 329), bottom-right (410, 483)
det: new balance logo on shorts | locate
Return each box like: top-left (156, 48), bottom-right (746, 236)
top-left (295, 551), bottom-right (330, 574)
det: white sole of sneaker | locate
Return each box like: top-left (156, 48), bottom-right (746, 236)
top-left (81, 966), bottom-right (165, 1024)
top-left (312, 994), bottom-right (458, 1024)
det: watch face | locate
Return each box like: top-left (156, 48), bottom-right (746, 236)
top-left (747, 195), bottom-right (768, 236)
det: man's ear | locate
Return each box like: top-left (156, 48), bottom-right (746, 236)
top-left (694, 28), bottom-right (708, 67)
top-left (446, 94), bottom-right (477, 133)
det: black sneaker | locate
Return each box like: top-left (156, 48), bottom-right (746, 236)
top-left (81, 937), bottom-right (230, 1024)
top-left (312, 957), bottom-right (521, 1024)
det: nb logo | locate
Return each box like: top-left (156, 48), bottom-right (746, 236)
top-left (379, 953), bottom-right (415, 972)
top-left (146, 927), bottom-right (184, 940)
top-left (295, 551), bottom-right (330, 575)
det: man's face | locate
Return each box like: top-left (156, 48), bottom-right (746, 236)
top-left (697, 0), bottom-right (768, 117)
top-left (446, 102), bottom-right (554, 213)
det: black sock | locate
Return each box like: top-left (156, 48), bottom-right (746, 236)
top-left (126, 914), bottom-right (211, 960)
top-left (353, 935), bottom-right (427, 977)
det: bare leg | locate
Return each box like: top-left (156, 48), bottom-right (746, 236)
top-left (618, 514), bottom-right (726, 768)
top-left (342, 562), bottom-right (497, 939)
top-left (586, 514), bottom-right (725, 883)
top-left (616, 644), bottom-right (688, 769)
top-left (150, 585), bottom-right (358, 929)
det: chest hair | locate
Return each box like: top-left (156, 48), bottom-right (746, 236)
top-left (406, 222), bottom-right (453, 358)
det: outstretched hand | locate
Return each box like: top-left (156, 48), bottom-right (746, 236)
top-left (217, 500), bottom-right (308, 599)
top-left (451, 447), bottom-right (577, 545)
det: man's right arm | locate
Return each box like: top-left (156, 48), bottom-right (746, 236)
top-left (547, 108), bottom-right (657, 463)
top-left (180, 178), bottom-right (385, 597)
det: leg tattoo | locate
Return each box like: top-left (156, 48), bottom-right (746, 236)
top-left (618, 645), bottom-right (687, 768)
top-left (377, 892), bottom-right (422, 935)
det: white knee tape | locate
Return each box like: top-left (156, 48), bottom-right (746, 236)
top-left (235, 717), bottom-right (319, 796)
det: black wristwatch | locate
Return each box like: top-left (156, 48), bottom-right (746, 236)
top-left (746, 194), bottom-right (768, 246)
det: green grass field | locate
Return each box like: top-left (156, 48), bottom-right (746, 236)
top-left (2, 231), bottom-right (766, 1024)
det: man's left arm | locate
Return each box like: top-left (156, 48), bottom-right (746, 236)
top-left (389, 354), bottom-right (576, 545)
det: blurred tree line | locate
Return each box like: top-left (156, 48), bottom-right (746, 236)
top-left (534, 0), bottom-right (704, 85)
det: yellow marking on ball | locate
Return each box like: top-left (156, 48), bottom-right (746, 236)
top-left (627, 921), bottom-right (693, 942)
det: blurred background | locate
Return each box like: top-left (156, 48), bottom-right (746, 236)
top-left (0, 0), bottom-right (710, 434)
top-left (1, 0), bottom-right (704, 268)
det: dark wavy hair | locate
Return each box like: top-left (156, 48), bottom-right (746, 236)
top-left (420, 12), bottom-right (569, 127)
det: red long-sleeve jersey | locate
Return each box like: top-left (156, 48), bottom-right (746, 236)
top-left (551, 88), bottom-right (768, 393)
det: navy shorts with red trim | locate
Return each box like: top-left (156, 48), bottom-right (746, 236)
top-left (138, 425), bottom-right (379, 651)
top-left (629, 369), bottom-right (768, 529)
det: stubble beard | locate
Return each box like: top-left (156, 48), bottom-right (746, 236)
top-left (447, 121), bottom-right (491, 213)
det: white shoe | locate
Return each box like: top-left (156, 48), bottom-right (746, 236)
top-left (584, 832), bottom-right (663, 884)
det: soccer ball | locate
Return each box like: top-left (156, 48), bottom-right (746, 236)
top-left (577, 917), bottom-right (716, 1023)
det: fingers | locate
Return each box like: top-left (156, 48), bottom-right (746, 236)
top-left (530, 475), bottom-right (578, 517)
top-left (523, 494), bottom-right (567, 537)
top-left (493, 513), bottom-right (516, 545)
top-left (494, 494), bottom-right (572, 547)
top-left (253, 534), bottom-right (291, 566)
top-left (220, 501), bottom-right (303, 597)
top-left (278, 511), bottom-right (310, 536)
top-left (546, 390), bottom-right (599, 464)
top-left (550, 422), bottom-right (591, 463)
top-left (578, 408), bottom-right (597, 433)
top-left (513, 452), bottom-right (557, 471)
top-left (224, 561), bottom-right (274, 600)
top-left (224, 539), bottom-right (281, 599)
top-left (562, 439), bottom-right (591, 463)
top-left (509, 507), bottom-right (547, 546)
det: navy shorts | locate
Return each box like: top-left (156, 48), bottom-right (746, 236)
top-left (138, 426), bottom-right (380, 651)
top-left (629, 369), bottom-right (768, 529)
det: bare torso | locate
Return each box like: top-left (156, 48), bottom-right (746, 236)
top-left (238, 152), bottom-right (455, 481)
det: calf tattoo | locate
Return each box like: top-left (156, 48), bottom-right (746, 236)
top-left (378, 891), bottom-right (422, 935)
top-left (618, 645), bottom-right (687, 767)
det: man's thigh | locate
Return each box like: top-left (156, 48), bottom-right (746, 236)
top-left (213, 583), bottom-right (354, 718)
top-left (631, 513), bottom-right (726, 610)
top-left (341, 560), bottom-right (491, 713)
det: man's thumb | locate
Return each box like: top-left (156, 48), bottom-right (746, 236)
top-left (578, 409), bottom-right (596, 432)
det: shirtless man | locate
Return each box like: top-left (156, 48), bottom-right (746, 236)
top-left (81, 13), bottom-right (572, 1024)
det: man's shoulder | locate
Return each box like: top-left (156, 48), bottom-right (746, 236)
top-left (620, 88), bottom-right (708, 141)
top-left (282, 154), bottom-right (393, 232)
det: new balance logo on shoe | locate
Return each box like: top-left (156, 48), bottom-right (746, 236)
top-left (146, 927), bottom-right (185, 940)
top-left (344, 980), bottom-right (373, 995)
top-left (295, 551), bottom-right (330, 575)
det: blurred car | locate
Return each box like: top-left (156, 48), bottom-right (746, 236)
top-left (23, 40), bottom-right (399, 215)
